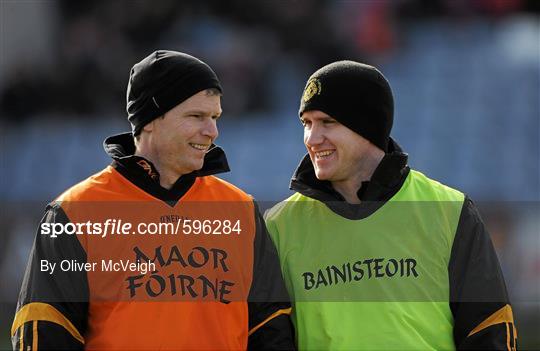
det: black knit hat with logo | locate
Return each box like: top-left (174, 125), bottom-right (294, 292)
top-left (127, 50), bottom-right (222, 136)
top-left (299, 61), bottom-right (393, 152)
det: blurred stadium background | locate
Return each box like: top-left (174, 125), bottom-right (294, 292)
top-left (1, 0), bottom-right (538, 349)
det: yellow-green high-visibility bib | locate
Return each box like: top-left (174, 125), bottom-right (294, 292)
top-left (266, 170), bottom-right (465, 350)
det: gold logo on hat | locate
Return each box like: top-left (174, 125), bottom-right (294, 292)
top-left (302, 78), bottom-right (321, 103)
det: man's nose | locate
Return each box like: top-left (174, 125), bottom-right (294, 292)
top-left (203, 119), bottom-right (219, 141)
top-left (305, 126), bottom-right (323, 147)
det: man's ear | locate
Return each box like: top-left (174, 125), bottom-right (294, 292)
top-left (142, 120), bottom-right (155, 133)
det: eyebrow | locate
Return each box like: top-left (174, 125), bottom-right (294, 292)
top-left (301, 116), bottom-right (335, 122)
top-left (185, 109), bottom-right (222, 116)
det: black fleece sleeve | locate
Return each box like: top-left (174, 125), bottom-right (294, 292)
top-left (12, 203), bottom-right (88, 350)
top-left (449, 197), bottom-right (517, 350)
top-left (247, 202), bottom-right (295, 350)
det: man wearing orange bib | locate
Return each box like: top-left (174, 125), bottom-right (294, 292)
top-left (12, 50), bottom-right (294, 350)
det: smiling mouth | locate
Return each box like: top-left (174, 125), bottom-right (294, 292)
top-left (315, 150), bottom-right (334, 159)
top-left (189, 143), bottom-right (210, 151)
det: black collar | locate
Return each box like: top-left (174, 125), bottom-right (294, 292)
top-left (103, 132), bottom-right (230, 206)
top-left (290, 137), bottom-right (410, 219)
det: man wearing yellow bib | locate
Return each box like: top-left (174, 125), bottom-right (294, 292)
top-left (265, 61), bottom-right (516, 350)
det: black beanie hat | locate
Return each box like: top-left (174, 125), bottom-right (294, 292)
top-left (127, 50), bottom-right (222, 136)
top-left (299, 61), bottom-right (393, 152)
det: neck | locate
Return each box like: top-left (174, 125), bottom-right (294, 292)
top-left (331, 149), bottom-right (385, 204)
top-left (134, 149), bottom-right (182, 190)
